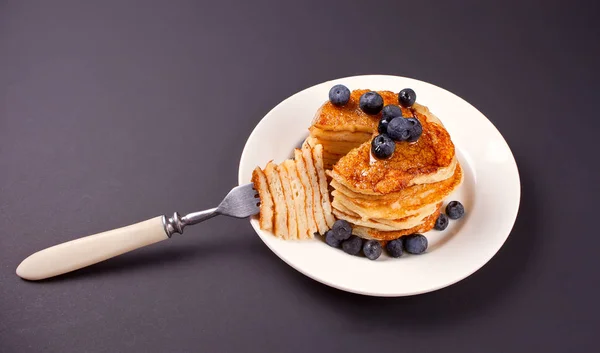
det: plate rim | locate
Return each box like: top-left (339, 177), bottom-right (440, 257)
top-left (238, 74), bottom-right (521, 297)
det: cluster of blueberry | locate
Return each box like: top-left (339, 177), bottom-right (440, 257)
top-left (328, 85), bottom-right (422, 160)
top-left (434, 201), bottom-right (465, 230)
top-left (317, 219), bottom-right (430, 260)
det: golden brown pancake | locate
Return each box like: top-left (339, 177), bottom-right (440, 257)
top-left (263, 161), bottom-right (288, 239)
top-left (330, 163), bottom-right (463, 219)
top-left (277, 163), bottom-right (299, 239)
top-left (308, 90), bottom-right (408, 170)
top-left (352, 204), bottom-right (442, 241)
top-left (283, 160), bottom-right (310, 239)
top-left (251, 167), bottom-right (273, 231)
top-left (294, 149), bottom-right (318, 236)
top-left (332, 202), bottom-right (440, 232)
top-left (330, 111), bottom-right (456, 195)
top-left (301, 143), bottom-right (329, 234)
top-left (311, 89), bottom-right (410, 132)
top-left (312, 144), bottom-right (336, 227)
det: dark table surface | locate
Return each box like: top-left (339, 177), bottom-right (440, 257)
top-left (1, 0), bottom-right (599, 352)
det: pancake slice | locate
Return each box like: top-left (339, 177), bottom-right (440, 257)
top-left (294, 149), bottom-right (317, 237)
top-left (251, 167), bottom-right (273, 231)
top-left (277, 163), bottom-right (298, 239)
top-left (312, 144), bottom-right (336, 227)
top-left (302, 143), bottom-right (329, 235)
top-left (263, 161), bottom-right (288, 239)
top-left (283, 160), bottom-right (310, 239)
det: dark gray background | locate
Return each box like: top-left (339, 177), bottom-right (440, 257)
top-left (1, 0), bottom-right (598, 352)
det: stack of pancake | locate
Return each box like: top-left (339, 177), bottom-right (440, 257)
top-left (253, 88), bottom-right (462, 242)
top-left (252, 143), bottom-right (335, 240)
top-left (325, 98), bottom-right (463, 240)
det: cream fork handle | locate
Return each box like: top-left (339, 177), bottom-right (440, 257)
top-left (16, 216), bottom-right (168, 281)
top-left (16, 183), bottom-right (258, 281)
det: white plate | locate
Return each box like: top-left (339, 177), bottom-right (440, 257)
top-left (238, 75), bottom-right (520, 297)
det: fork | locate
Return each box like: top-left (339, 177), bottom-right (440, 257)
top-left (16, 183), bottom-right (259, 281)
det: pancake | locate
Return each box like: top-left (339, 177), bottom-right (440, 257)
top-left (277, 163), bottom-right (298, 239)
top-left (333, 202), bottom-right (440, 232)
top-left (331, 163), bottom-right (463, 220)
top-left (312, 144), bottom-right (336, 227)
top-left (294, 149), bottom-right (318, 236)
top-left (309, 90), bottom-right (418, 170)
top-left (352, 204), bottom-right (442, 241)
top-left (311, 89), bottom-right (409, 132)
top-left (330, 109), bottom-right (456, 195)
top-left (328, 156), bottom-right (458, 199)
top-left (283, 160), bottom-right (310, 239)
top-left (301, 144), bottom-right (329, 234)
top-left (251, 167), bottom-right (273, 231)
top-left (263, 161), bottom-right (288, 239)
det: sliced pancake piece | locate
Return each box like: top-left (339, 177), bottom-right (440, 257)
top-left (294, 149), bottom-right (317, 237)
top-left (302, 143), bottom-right (329, 234)
top-left (312, 144), bottom-right (336, 227)
top-left (331, 163), bottom-right (462, 220)
top-left (283, 160), bottom-right (310, 240)
top-left (251, 167), bottom-right (273, 231)
top-left (352, 204), bottom-right (442, 241)
top-left (264, 161), bottom-right (288, 239)
top-left (311, 90), bottom-right (403, 132)
top-left (277, 163), bottom-right (298, 239)
top-left (305, 136), bottom-right (368, 150)
top-left (304, 136), bottom-right (366, 156)
top-left (309, 127), bottom-right (374, 143)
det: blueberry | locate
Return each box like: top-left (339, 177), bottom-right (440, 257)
top-left (379, 105), bottom-right (403, 134)
top-left (434, 213), bottom-right (449, 230)
top-left (332, 219), bottom-right (352, 241)
top-left (446, 201), bottom-right (465, 220)
top-left (342, 235), bottom-right (363, 255)
top-left (386, 117), bottom-right (412, 141)
top-left (398, 88), bottom-right (416, 107)
top-left (382, 104), bottom-right (403, 120)
top-left (386, 239), bottom-right (404, 258)
top-left (362, 240), bottom-right (383, 260)
top-left (404, 234), bottom-right (428, 254)
top-left (405, 117), bottom-right (423, 142)
top-left (329, 84), bottom-right (351, 106)
top-left (371, 134), bottom-right (395, 159)
top-left (378, 117), bottom-right (391, 134)
top-left (325, 230), bottom-right (341, 248)
top-left (359, 91), bottom-right (384, 115)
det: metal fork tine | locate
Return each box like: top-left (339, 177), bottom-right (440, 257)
top-left (163, 183), bottom-right (260, 237)
top-left (217, 183), bottom-right (260, 218)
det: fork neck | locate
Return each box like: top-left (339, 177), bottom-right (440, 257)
top-left (162, 208), bottom-right (219, 237)
top-left (182, 208), bottom-right (219, 226)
